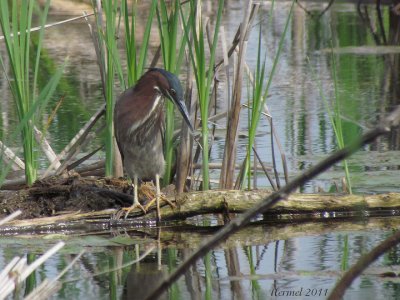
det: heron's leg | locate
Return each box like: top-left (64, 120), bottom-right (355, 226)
top-left (133, 176), bottom-right (139, 206)
top-left (143, 176), bottom-right (176, 219)
top-left (120, 175), bottom-right (146, 219)
top-left (156, 173), bottom-right (161, 222)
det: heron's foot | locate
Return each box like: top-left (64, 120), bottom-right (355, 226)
top-left (139, 181), bottom-right (158, 200)
top-left (144, 193), bottom-right (176, 211)
top-left (115, 202), bottom-right (146, 219)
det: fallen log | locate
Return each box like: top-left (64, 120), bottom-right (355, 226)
top-left (0, 175), bottom-right (400, 232)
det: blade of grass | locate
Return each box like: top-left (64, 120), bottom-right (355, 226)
top-left (307, 47), bottom-right (353, 194)
top-left (157, 0), bottom-right (190, 186)
top-left (0, 0), bottom-right (63, 185)
top-left (181, 0), bottom-right (224, 190)
top-left (91, 0), bottom-right (157, 177)
top-left (240, 1), bottom-right (294, 188)
top-left (330, 44), bottom-right (353, 193)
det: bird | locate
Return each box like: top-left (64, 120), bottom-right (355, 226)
top-left (114, 68), bottom-right (193, 221)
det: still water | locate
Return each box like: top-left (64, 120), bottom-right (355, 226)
top-left (1, 0), bottom-right (400, 299)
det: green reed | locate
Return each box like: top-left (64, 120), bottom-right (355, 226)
top-left (242, 1), bottom-right (294, 188)
top-left (245, 25), bottom-right (267, 189)
top-left (122, 0), bottom-right (157, 86)
top-left (157, 0), bottom-right (188, 186)
top-left (181, 0), bottom-right (224, 190)
top-left (0, 0), bottom-right (64, 185)
top-left (92, 0), bottom-right (121, 177)
top-left (330, 50), bottom-right (353, 193)
top-left (308, 51), bottom-right (353, 193)
top-left (92, 0), bottom-right (156, 177)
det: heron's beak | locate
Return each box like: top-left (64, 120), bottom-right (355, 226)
top-left (166, 92), bottom-right (194, 132)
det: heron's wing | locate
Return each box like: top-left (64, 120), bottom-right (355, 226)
top-left (114, 100), bottom-right (125, 162)
top-left (115, 138), bottom-right (124, 162)
top-left (159, 112), bottom-right (166, 160)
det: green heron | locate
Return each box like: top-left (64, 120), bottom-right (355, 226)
top-left (114, 68), bottom-right (193, 221)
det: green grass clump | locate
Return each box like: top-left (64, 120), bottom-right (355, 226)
top-left (181, 0), bottom-right (224, 190)
top-left (157, 0), bottom-right (188, 186)
top-left (0, 0), bottom-right (64, 185)
top-left (242, 2), bottom-right (294, 188)
top-left (308, 50), bottom-right (353, 194)
top-left (91, 0), bottom-right (157, 177)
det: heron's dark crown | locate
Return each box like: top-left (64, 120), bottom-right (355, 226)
top-left (149, 68), bottom-right (184, 99)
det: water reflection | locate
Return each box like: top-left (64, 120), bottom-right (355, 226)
top-left (2, 219), bottom-right (399, 299)
top-left (123, 260), bottom-right (168, 300)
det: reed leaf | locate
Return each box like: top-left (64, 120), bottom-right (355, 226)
top-left (92, 0), bottom-right (157, 177)
top-left (96, 0), bottom-right (118, 177)
top-left (241, 1), bottom-right (294, 188)
top-left (181, 0), bottom-right (224, 190)
top-left (122, 0), bottom-right (157, 86)
top-left (330, 48), bottom-right (352, 193)
top-left (0, 0), bottom-right (63, 185)
top-left (307, 53), bottom-right (353, 194)
top-left (157, 0), bottom-right (189, 186)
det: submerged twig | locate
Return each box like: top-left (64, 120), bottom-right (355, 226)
top-left (64, 246), bottom-right (155, 283)
top-left (295, 0), bottom-right (335, 19)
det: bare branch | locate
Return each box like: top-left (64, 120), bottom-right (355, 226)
top-left (145, 106), bottom-right (400, 300)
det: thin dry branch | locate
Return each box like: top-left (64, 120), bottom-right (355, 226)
top-left (220, 2), bottom-right (259, 189)
top-left (34, 126), bottom-right (61, 169)
top-left (0, 13), bottom-right (95, 40)
top-left (328, 229), bottom-right (400, 299)
top-left (24, 250), bottom-right (85, 300)
top-left (2, 160), bottom-right (105, 190)
top-left (0, 242), bottom-right (65, 297)
top-left (145, 106), bottom-right (400, 300)
top-left (176, 72), bottom-right (194, 193)
top-left (253, 146), bottom-right (277, 191)
top-left (0, 141), bottom-right (25, 170)
top-left (264, 104), bottom-right (289, 184)
top-left (43, 104), bottom-right (105, 177)
top-left (0, 210), bottom-right (21, 226)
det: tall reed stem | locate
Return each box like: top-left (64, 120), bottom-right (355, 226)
top-left (0, 0), bottom-right (63, 185)
top-left (157, 0), bottom-right (188, 186)
top-left (242, 1), bottom-right (294, 188)
top-left (97, 0), bottom-right (118, 177)
top-left (92, 0), bottom-right (156, 177)
top-left (182, 0), bottom-right (224, 190)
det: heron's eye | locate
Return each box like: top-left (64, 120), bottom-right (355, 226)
top-left (170, 88), bottom-right (176, 96)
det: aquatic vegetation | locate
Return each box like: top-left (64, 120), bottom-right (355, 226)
top-left (0, 0), bottom-right (64, 185)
